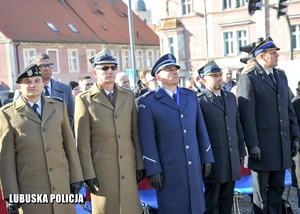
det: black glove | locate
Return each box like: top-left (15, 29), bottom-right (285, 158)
top-left (202, 163), bottom-right (212, 178)
top-left (70, 181), bottom-right (83, 194)
top-left (240, 157), bottom-right (244, 165)
top-left (6, 202), bottom-right (20, 214)
top-left (291, 138), bottom-right (300, 157)
top-left (149, 173), bottom-right (163, 190)
top-left (248, 146), bottom-right (261, 162)
top-left (84, 178), bottom-right (99, 194)
top-left (136, 169), bottom-right (146, 183)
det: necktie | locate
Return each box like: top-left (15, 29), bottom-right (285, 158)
top-left (172, 93), bottom-right (177, 103)
top-left (32, 103), bottom-right (41, 119)
top-left (108, 93), bottom-right (114, 105)
top-left (44, 86), bottom-right (50, 96)
top-left (268, 73), bottom-right (276, 86)
top-left (217, 95), bottom-right (224, 106)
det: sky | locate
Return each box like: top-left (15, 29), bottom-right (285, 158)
top-left (123, 0), bottom-right (161, 25)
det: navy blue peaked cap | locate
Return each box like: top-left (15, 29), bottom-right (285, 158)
top-left (198, 60), bottom-right (222, 78)
top-left (151, 53), bottom-right (180, 77)
top-left (249, 37), bottom-right (280, 57)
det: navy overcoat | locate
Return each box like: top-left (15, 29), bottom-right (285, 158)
top-left (198, 89), bottom-right (246, 183)
top-left (237, 63), bottom-right (299, 170)
top-left (138, 87), bottom-right (214, 214)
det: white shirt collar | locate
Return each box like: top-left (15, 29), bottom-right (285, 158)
top-left (264, 69), bottom-right (273, 75)
top-left (104, 89), bottom-right (114, 95)
top-left (28, 98), bottom-right (42, 114)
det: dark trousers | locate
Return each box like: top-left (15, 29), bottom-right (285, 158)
top-left (204, 181), bottom-right (235, 214)
top-left (252, 169), bottom-right (285, 214)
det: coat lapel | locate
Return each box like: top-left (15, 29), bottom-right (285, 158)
top-left (15, 96), bottom-right (41, 123)
top-left (179, 88), bottom-right (188, 110)
top-left (154, 88), bottom-right (179, 110)
top-left (273, 69), bottom-right (283, 94)
top-left (115, 86), bottom-right (127, 112)
top-left (90, 84), bottom-right (114, 110)
top-left (255, 64), bottom-right (277, 91)
top-left (204, 89), bottom-right (224, 111)
top-left (50, 79), bottom-right (64, 97)
top-left (41, 96), bottom-right (56, 123)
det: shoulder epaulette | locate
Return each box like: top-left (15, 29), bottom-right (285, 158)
top-left (244, 68), bottom-right (255, 74)
top-left (52, 96), bottom-right (63, 102)
top-left (1, 102), bottom-right (13, 110)
top-left (275, 67), bottom-right (285, 74)
top-left (141, 90), bottom-right (154, 98)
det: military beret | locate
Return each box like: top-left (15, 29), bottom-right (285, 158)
top-left (89, 48), bottom-right (117, 67)
top-left (16, 64), bottom-right (42, 83)
top-left (249, 37), bottom-right (280, 57)
top-left (151, 53), bottom-right (180, 77)
top-left (198, 60), bottom-right (222, 78)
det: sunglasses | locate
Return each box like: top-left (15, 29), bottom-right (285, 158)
top-left (38, 63), bottom-right (54, 70)
top-left (95, 66), bottom-right (118, 71)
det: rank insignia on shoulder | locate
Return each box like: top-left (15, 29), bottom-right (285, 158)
top-left (138, 104), bottom-right (146, 109)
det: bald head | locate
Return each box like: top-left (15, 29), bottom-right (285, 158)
top-left (115, 72), bottom-right (130, 89)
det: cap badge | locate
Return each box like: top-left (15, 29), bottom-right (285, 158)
top-left (27, 69), bottom-right (33, 77)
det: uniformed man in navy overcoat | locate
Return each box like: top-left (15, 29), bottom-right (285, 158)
top-left (198, 60), bottom-right (246, 214)
top-left (137, 53), bottom-right (214, 214)
top-left (237, 37), bottom-right (300, 213)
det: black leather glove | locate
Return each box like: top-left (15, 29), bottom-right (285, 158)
top-left (84, 178), bottom-right (99, 194)
top-left (136, 169), bottom-right (146, 183)
top-left (70, 181), bottom-right (83, 194)
top-left (291, 138), bottom-right (300, 157)
top-left (202, 163), bottom-right (212, 178)
top-left (248, 146), bottom-right (261, 162)
top-left (6, 202), bottom-right (20, 214)
top-left (149, 173), bottom-right (163, 190)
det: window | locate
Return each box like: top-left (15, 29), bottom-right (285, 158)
top-left (156, 50), bottom-right (160, 61)
top-left (182, 0), bottom-right (192, 15)
top-left (68, 49), bottom-right (79, 73)
top-left (46, 22), bottom-right (59, 32)
top-left (67, 24), bottom-right (79, 33)
top-left (23, 49), bottom-right (36, 67)
top-left (47, 49), bottom-right (59, 73)
top-left (86, 49), bottom-right (96, 72)
top-left (224, 32), bottom-right (234, 55)
top-left (122, 50), bottom-right (131, 69)
top-left (223, 0), bottom-right (232, 9)
top-left (224, 30), bottom-right (248, 56)
top-left (223, 0), bottom-right (246, 9)
top-left (146, 50), bottom-right (154, 68)
top-left (292, 24), bottom-right (300, 50)
top-left (110, 49), bottom-right (120, 68)
top-left (168, 37), bottom-right (175, 55)
top-left (136, 50), bottom-right (143, 69)
top-left (237, 30), bottom-right (247, 54)
top-left (236, 0), bottom-right (246, 8)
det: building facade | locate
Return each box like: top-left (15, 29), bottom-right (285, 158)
top-left (0, 0), bottom-right (160, 98)
top-left (156, 0), bottom-right (300, 88)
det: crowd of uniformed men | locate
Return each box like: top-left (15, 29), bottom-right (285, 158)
top-left (1, 37), bottom-right (300, 214)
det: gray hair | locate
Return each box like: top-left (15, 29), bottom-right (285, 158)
top-left (29, 53), bottom-right (50, 64)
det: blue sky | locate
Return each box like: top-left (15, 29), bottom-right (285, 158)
top-left (123, 0), bottom-right (160, 25)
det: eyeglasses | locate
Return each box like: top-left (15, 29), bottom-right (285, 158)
top-left (38, 63), bottom-right (54, 70)
top-left (95, 66), bottom-right (118, 71)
